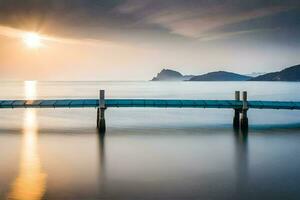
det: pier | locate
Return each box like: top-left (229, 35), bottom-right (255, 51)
top-left (1, 90), bottom-right (300, 133)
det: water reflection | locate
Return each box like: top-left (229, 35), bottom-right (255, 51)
top-left (24, 81), bottom-right (37, 100)
top-left (97, 133), bottom-right (106, 196)
top-left (234, 128), bottom-right (249, 197)
top-left (7, 81), bottom-right (46, 200)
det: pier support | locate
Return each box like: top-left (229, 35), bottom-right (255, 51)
top-left (233, 91), bottom-right (240, 130)
top-left (240, 91), bottom-right (248, 131)
top-left (97, 90), bottom-right (106, 133)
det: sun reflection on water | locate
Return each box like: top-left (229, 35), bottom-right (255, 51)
top-left (24, 81), bottom-right (37, 100)
top-left (7, 81), bottom-right (46, 200)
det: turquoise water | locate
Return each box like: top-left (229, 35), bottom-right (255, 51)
top-left (0, 81), bottom-right (300, 200)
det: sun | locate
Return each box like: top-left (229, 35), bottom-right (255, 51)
top-left (23, 32), bottom-right (42, 48)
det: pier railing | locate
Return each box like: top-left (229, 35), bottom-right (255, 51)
top-left (1, 90), bottom-right (300, 133)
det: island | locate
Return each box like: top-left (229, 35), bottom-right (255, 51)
top-left (189, 71), bottom-right (251, 81)
top-left (151, 69), bottom-right (250, 81)
top-left (151, 64), bottom-right (300, 81)
top-left (151, 69), bottom-right (194, 81)
top-left (249, 64), bottom-right (300, 81)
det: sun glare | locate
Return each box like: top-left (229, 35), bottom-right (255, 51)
top-left (23, 32), bottom-right (42, 48)
top-left (24, 81), bottom-right (37, 100)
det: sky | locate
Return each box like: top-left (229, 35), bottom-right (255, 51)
top-left (0, 0), bottom-right (299, 80)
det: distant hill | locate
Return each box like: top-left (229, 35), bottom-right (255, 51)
top-left (151, 69), bottom-right (194, 81)
top-left (245, 72), bottom-right (266, 77)
top-left (151, 65), bottom-right (300, 82)
top-left (189, 71), bottom-right (251, 81)
top-left (250, 64), bottom-right (300, 81)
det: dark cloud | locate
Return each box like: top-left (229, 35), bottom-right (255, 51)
top-left (0, 0), bottom-right (122, 31)
top-left (210, 7), bottom-right (300, 34)
top-left (116, 0), bottom-right (300, 39)
top-left (0, 0), bottom-right (299, 43)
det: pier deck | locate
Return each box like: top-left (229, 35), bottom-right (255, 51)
top-left (0, 99), bottom-right (300, 110)
top-left (1, 90), bottom-right (299, 133)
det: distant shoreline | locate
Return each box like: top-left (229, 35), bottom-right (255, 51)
top-left (151, 64), bottom-right (300, 82)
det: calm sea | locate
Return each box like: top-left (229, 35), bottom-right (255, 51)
top-left (1, 81), bottom-right (300, 200)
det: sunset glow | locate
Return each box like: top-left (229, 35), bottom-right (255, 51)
top-left (24, 81), bottom-right (37, 100)
top-left (7, 81), bottom-right (46, 200)
top-left (23, 32), bottom-right (42, 48)
top-left (0, 1), bottom-right (300, 199)
top-left (0, 1), bottom-right (298, 80)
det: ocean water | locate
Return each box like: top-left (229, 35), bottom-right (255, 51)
top-left (0, 81), bottom-right (300, 200)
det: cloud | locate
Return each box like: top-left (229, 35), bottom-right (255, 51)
top-left (116, 0), bottom-right (300, 39)
top-left (0, 24), bottom-right (119, 47)
top-left (198, 28), bottom-right (277, 41)
top-left (0, 0), bottom-right (299, 43)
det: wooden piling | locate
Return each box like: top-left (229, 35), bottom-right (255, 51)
top-left (233, 91), bottom-right (240, 129)
top-left (97, 90), bottom-right (106, 133)
top-left (240, 91), bottom-right (248, 131)
top-left (97, 107), bottom-right (100, 128)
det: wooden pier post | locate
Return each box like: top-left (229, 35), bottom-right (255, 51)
top-left (240, 91), bottom-right (248, 131)
top-left (97, 90), bottom-right (106, 133)
top-left (233, 91), bottom-right (240, 129)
